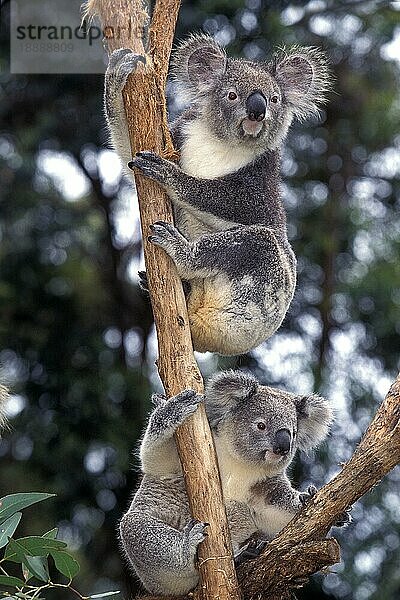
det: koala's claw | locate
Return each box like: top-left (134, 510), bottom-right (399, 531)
top-left (155, 389), bottom-right (202, 429)
top-left (234, 538), bottom-right (268, 566)
top-left (299, 484), bottom-right (318, 506)
top-left (128, 151), bottom-right (178, 185)
top-left (138, 270), bottom-right (149, 293)
top-left (184, 519), bottom-right (209, 550)
top-left (148, 221), bottom-right (185, 254)
top-left (106, 49), bottom-right (146, 93)
top-left (333, 507), bottom-right (353, 528)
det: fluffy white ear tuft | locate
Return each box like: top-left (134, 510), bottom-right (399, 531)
top-left (295, 394), bottom-right (333, 451)
top-left (205, 370), bottom-right (258, 427)
top-left (271, 46), bottom-right (331, 121)
top-left (170, 33), bottom-right (227, 98)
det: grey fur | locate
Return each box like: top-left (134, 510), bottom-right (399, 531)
top-left (105, 35), bottom-right (330, 355)
top-left (120, 371), bottom-right (335, 595)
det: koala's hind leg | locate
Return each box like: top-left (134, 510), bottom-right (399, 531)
top-left (148, 221), bottom-right (272, 279)
top-left (120, 512), bottom-right (207, 595)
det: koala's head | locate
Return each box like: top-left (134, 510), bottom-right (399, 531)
top-left (205, 371), bottom-right (332, 473)
top-left (171, 34), bottom-right (330, 150)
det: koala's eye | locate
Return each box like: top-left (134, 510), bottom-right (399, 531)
top-left (270, 94), bottom-right (279, 104)
top-left (257, 422), bottom-right (266, 431)
top-left (228, 91), bottom-right (238, 101)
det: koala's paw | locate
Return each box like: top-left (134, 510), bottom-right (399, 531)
top-left (333, 507), bottom-right (353, 528)
top-left (299, 485), bottom-right (318, 507)
top-left (169, 389), bottom-right (202, 420)
top-left (128, 151), bottom-right (179, 187)
top-left (234, 538), bottom-right (268, 567)
top-left (154, 389), bottom-right (202, 431)
top-left (105, 49), bottom-right (146, 95)
top-left (184, 519), bottom-right (209, 555)
top-left (148, 221), bottom-right (188, 258)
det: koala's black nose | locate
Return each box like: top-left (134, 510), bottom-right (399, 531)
top-left (246, 92), bottom-right (267, 122)
top-left (273, 429), bottom-right (291, 456)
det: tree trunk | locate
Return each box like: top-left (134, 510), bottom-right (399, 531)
top-left (81, 2), bottom-right (240, 600)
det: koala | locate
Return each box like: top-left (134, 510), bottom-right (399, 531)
top-left (104, 35), bottom-right (330, 355)
top-left (119, 370), bottom-right (346, 595)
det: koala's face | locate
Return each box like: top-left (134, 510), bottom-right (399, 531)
top-left (171, 35), bottom-right (330, 151)
top-left (219, 388), bottom-right (299, 470)
top-left (202, 59), bottom-right (291, 149)
top-left (205, 370), bottom-right (333, 474)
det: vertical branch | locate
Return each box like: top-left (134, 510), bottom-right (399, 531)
top-left (81, 2), bottom-right (241, 599)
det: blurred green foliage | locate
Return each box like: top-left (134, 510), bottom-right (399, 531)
top-left (0, 1), bottom-right (399, 599)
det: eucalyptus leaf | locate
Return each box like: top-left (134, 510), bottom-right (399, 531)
top-left (51, 550), bottom-right (80, 580)
top-left (4, 537), bottom-right (27, 563)
top-left (0, 494), bottom-right (55, 526)
top-left (0, 575), bottom-right (25, 587)
top-left (5, 536), bottom-right (66, 561)
top-left (0, 513), bottom-right (22, 549)
top-left (42, 528), bottom-right (58, 539)
top-left (23, 556), bottom-right (49, 582)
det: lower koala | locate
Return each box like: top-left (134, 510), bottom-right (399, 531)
top-left (120, 371), bottom-right (349, 595)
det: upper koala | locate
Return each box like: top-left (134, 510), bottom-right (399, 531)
top-left (119, 371), bottom-right (345, 596)
top-left (105, 36), bottom-right (330, 355)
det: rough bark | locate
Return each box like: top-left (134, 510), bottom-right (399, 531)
top-left (81, 2), bottom-right (240, 600)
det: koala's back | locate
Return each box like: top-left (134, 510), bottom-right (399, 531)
top-left (131, 474), bottom-right (191, 531)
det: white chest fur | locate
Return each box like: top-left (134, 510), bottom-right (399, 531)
top-left (180, 120), bottom-right (259, 180)
top-left (252, 499), bottom-right (295, 538)
top-left (215, 438), bottom-right (269, 504)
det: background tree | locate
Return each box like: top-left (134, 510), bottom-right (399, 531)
top-left (0, 1), bottom-right (399, 599)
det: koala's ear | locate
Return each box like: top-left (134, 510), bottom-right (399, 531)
top-left (171, 33), bottom-right (227, 95)
top-left (294, 394), bottom-right (333, 451)
top-left (271, 46), bottom-right (331, 120)
top-left (205, 370), bottom-right (258, 427)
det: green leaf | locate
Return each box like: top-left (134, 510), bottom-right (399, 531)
top-left (2, 538), bottom-right (49, 584)
top-left (0, 575), bottom-right (25, 587)
top-left (0, 513), bottom-right (22, 549)
top-left (5, 536), bottom-right (66, 561)
top-left (52, 551), bottom-right (80, 580)
top-left (23, 556), bottom-right (49, 583)
top-left (0, 494), bottom-right (55, 526)
top-left (4, 538), bottom-right (27, 564)
top-left (89, 593), bottom-right (120, 599)
top-left (42, 528), bottom-right (58, 539)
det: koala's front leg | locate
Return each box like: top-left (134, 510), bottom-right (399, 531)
top-left (120, 512), bottom-right (208, 595)
top-left (105, 49), bottom-right (146, 169)
top-left (140, 389), bottom-right (203, 475)
top-left (129, 151), bottom-right (262, 224)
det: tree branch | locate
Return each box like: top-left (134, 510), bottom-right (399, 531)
top-left (81, 2), bottom-right (240, 600)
